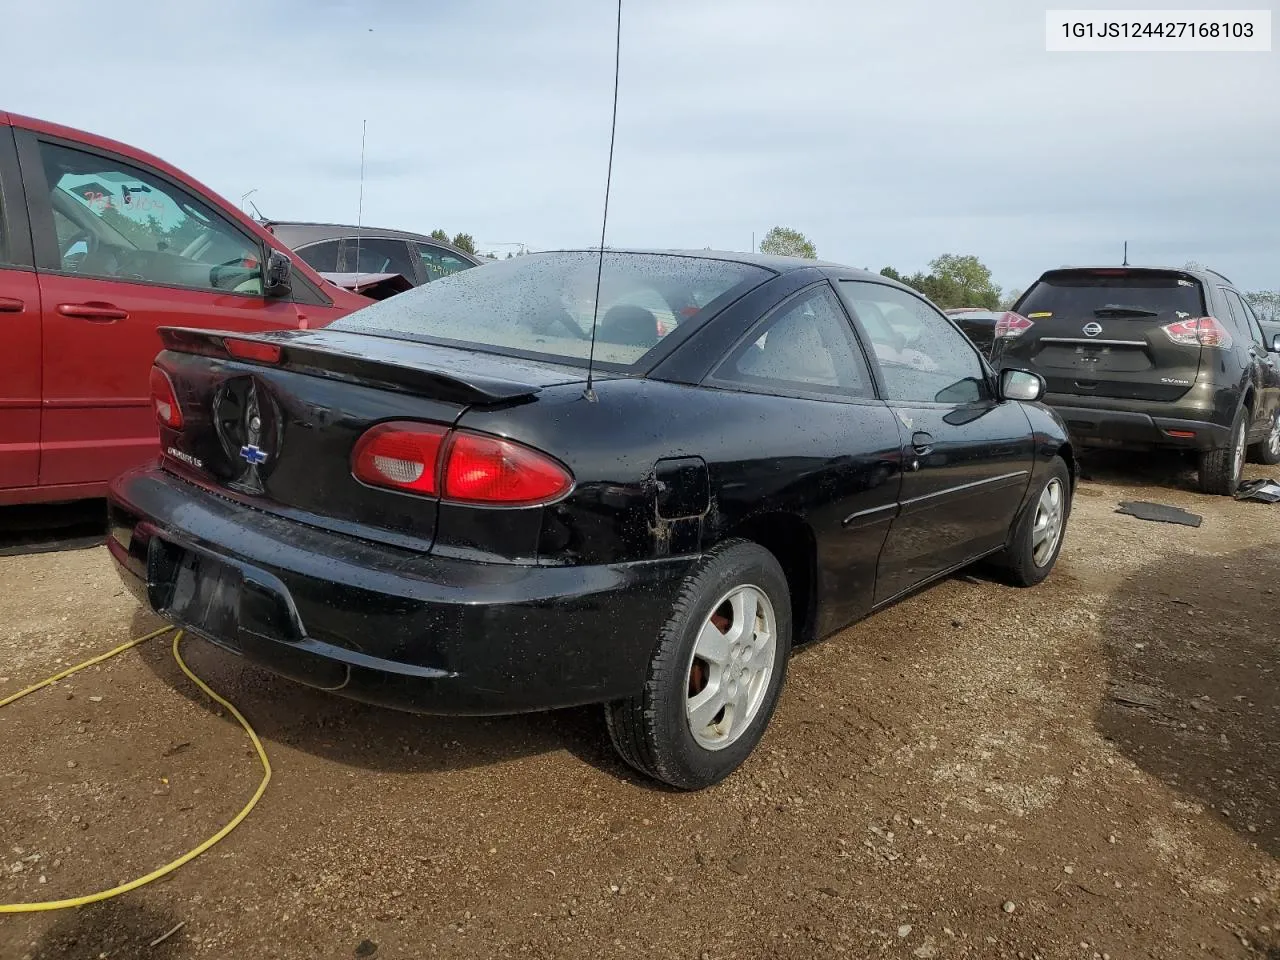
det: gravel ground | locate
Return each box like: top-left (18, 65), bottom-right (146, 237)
top-left (2, 450), bottom-right (1279, 960)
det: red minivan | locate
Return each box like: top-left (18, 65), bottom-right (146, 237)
top-left (0, 112), bottom-right (370, 506)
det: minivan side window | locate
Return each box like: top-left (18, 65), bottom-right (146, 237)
top-left (342, 237), bottom-right (416, 279)
top-left (37, 141), bottom-right (265, 295)
top-left (838, 280), bottom-right (990, 405)
top-left (295, 239), bottom-right (341, 273)
top-left (416, 242), bottom-right (474, 282)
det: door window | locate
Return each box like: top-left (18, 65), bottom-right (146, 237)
top-left (342, 237), bottom-right (416, 279)
top-left (294, 239), bottom-right (341, 273)
top-left (838, 280), bottom-right (990, 404)
top-left (1224, 288), bottom-right (1265, 349)
top-left (711, 285), bottom-right (873, 399)
top-left (36, 140), bottom-right (264, 295)
top-left (0, 185), bottom-right (8, 265)
top-left (415, 242), bottom-right (475, 282)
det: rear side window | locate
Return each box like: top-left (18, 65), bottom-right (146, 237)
top-left (711, 285), bottom-right (873, 399)
top-left (331, 251), bottom-right (770, 370)
top-left (295, 239), bottom-right (341, 273)
top-left (1223, 288), bottom-right (1264, 347)
top-left (343, 236), bottom-right (416, 279)
top-left (1017, 271), bottom-right (1206, 323)
top-left (415, 242), bottom-right (474, 282)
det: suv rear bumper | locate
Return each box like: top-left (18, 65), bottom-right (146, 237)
top-left (1045, 395), bottom-right (1230, 451)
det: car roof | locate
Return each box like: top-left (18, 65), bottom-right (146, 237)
top-left (1041, 264), bottom-right (1235, 287)
top-left (263, 221), bottom-right (480, 261)
top-left (540, 247), bottom-right (892, 280)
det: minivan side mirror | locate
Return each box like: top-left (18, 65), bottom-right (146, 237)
top-left (264, 250), bottom-right (293, 299)
top-left (999, 367), bottom-right (1046, 403)
top-left (1271, 334), bottom-right (1280, 354)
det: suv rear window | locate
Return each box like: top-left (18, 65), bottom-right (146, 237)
top-left (331, 251), bottom-right (771, 369)
top-left (1017, 270), bottom-right (1206, 322)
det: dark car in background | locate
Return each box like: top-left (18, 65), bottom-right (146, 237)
top-left (996, 265), bottom-right (1280, 494)
top-left (944, 308), bottom-right (1003, 355)
top-left (107, 250), bottom-right (1074, 790)
top-left (262, 221), bottom-right (481, 297)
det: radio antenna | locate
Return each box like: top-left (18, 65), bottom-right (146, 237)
top-left (354, 119), bottom-right (367, 282)
top-left (1122, 240), bottom-right (1128, 266)
top-left (583, 0), bottom-right (623, 402)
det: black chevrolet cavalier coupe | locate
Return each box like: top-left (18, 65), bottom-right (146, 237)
top-left (108, 249), bottom-right (1074, 789)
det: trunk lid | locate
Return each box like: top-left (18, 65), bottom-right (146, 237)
top-left (1000, 268), bottom-right (1207, 402)
top-left (154, 327), bottom-right (593, 550)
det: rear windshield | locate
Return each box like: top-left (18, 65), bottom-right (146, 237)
top-left (1017, 271), bottom-right (1206, 321)
top-left (330, 251), bottom-right (770, 368)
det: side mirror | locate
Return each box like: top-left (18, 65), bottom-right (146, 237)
top-left (999, 367), bottom-right (1046, 403)
top-left (1271, 334), bottom-right (1280, 353)
top-left (263, 250), bottom-right (293, 299)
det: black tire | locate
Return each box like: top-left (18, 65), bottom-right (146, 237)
top-left (992, 456), bottom-right (1072, 587)
top-left (604, 539), bottom-right (792, 791)
top-left (1198, 407), bottom-right (1247, 495)
top-left (1248, 407), bottom-right (1280, 465)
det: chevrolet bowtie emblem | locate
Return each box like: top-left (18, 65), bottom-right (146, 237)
top-left (239, 444), bottom-right (268, 465)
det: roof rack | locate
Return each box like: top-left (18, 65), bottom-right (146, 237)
top-left (1201, 267), bottom-right (1233, 285)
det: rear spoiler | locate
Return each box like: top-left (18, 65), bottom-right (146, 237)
top-left (156, 327), bottom-right (542, 406)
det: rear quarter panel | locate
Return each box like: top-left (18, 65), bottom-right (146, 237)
top-left (449, 377), bottom-right (898, 568)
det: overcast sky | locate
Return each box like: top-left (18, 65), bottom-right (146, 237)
top-left (6, 0), bottom-right (1277, 292)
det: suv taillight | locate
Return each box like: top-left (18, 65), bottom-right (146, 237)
top-left (1162, 316), bottom-right (1233, 349)
top-left (149, 366), bottom-right (183, 429)
top-left (994, 312), bottom-right (1034, 338)
top-left (351, 422), bottom-right (573, 505)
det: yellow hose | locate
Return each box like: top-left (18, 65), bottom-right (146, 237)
top-left (0, 627), bottom-right (271, 913)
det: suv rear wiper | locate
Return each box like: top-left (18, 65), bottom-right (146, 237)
top-left (1093, 304), bottom-right (1159, 318)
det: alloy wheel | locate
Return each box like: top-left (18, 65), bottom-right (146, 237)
top-left (684, 585), bottom-right (777, 751)
top-left (1031, 478), bottom-right (1065, 568)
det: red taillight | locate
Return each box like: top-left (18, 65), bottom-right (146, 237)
top-left (149, 366), bottom-right (183, 429)
top-left (350, 422), bottom-right (573, 505)
top-left (1162, 316), bottom-right (1233, 349)
top-left (224, 338), bottom-right (282, 364)
top-left (994, 312), bottom-right (1034, 338)
top-left (443, 433), bottom-right (573, 505)
top-left (351, 422), bottom-right (447, 496)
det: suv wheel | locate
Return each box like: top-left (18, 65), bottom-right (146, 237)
top-left (1249, 408), bottom-right (1280, 465)
top-left (1198, 407), bottom-right (1247, 495)
top-left (604, 540), bottom-right (792, 790)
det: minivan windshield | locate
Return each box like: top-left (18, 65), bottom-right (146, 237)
top-left (1017, 270), bottom-right (1206, 322)
top-left (330, 251), bottom-right (771, 368)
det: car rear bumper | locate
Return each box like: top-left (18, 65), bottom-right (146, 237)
top-left (107, 466), bottom-right (693, 715)
top-left (1044, 395), bottom-right (1230, 451)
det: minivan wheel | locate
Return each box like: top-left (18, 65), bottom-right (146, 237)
top-left (604, 539), bottom-right (792, 791)
top-left (1198, 408), bottom-right (1247, 495)
top-left (992, 456), bottom-right (1072, 587)
top-left (1248, 409), bottom-right (1280, 465)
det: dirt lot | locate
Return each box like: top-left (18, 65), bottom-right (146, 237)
top-left (3, 452), bottom-right (1280, 960)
